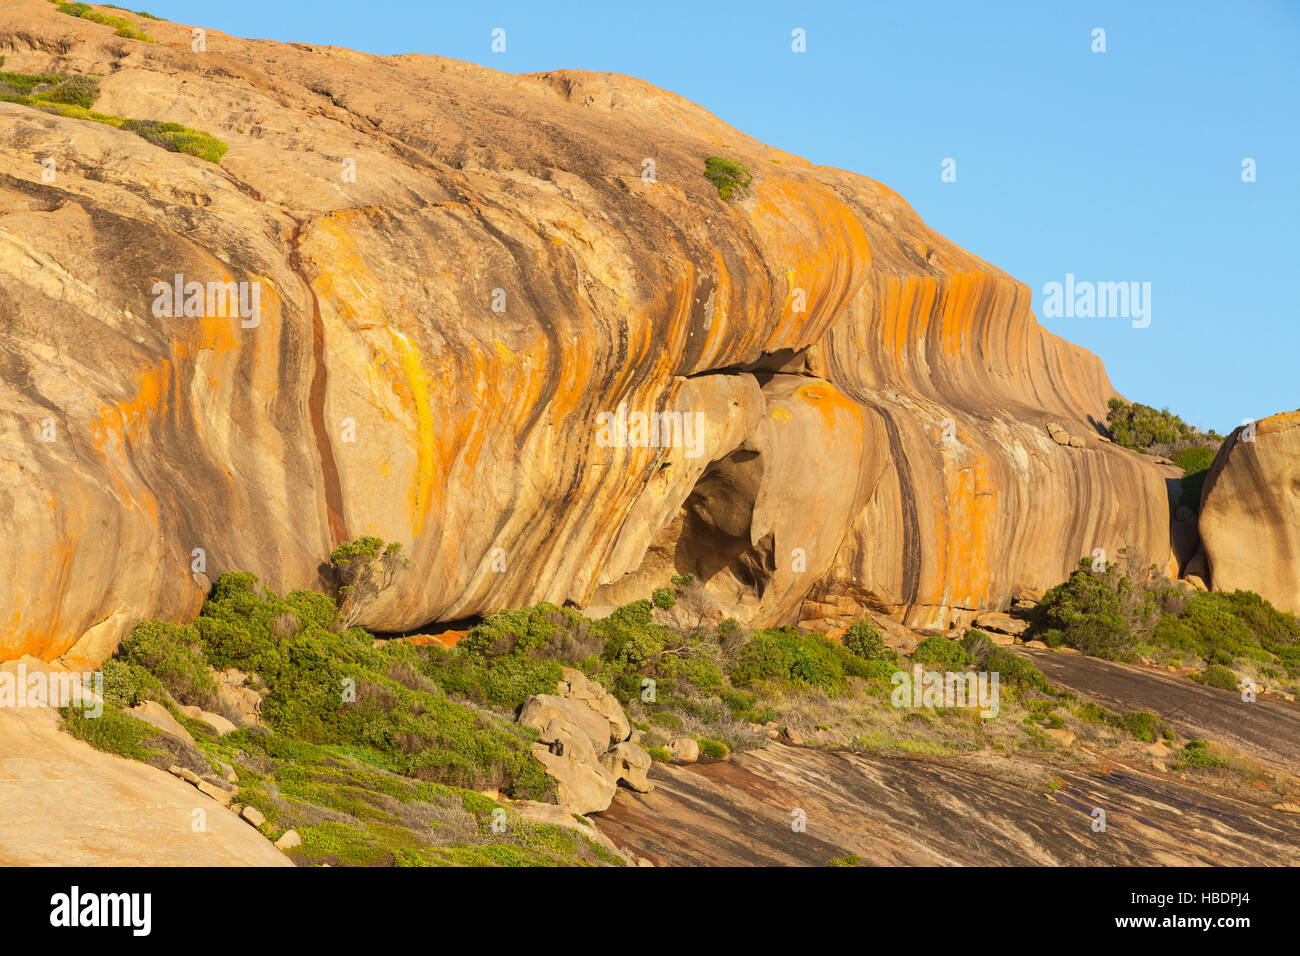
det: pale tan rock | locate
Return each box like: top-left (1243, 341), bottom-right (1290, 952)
top-left (212, 670), bottom-right (263, 727)
top-left (1023, 639), bottom-right (1049, 649)
top-left (0, 706), bottom-right (289, 865)
top-left (1044, 728), bottom-right (1076, 748)
top-left (780, 726), bottom-right (803, 746)
top-left (196, 781), bottom-right (236, 807)
top-left (127, 701), bottom-right (195, 745)
top-left (667, 737), bottom-right (700, 762)
top-left (168, 765), bottom-right (201, 785)
top-left (178, 704), bottom-right (237, 736)
top-left (274, 829), bottom-right (302, 850)
top-left (241, 806), bottom-right (266, 827)
top-left (1272, 803), bottom-right (1300, 814)
top-left (602, 741), bottom-right (654, 794)
top-left (1200, 412), bottom-right (1300, 614)
top-left (973, 613), bottom-right (1030, 637)
top-left (529, 742), bottom-right (618, 814)
top-left (518, 695), bottom-right (610, 751)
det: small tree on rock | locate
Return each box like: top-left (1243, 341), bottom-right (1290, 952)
top-left (330, 536), bottom-right (409, 630)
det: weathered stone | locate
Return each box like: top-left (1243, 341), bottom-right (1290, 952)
top-left (168, 765), bottom-right (201, 785)
top-left (780, 726), bottom-right (803, 746)
top-left (518, 695), bottom-right (609, 751)
top-left (1043, 728), bottom-right (1076, 748)
top-left (972, 613), bottom-right (1030, 637)
top-left (1200, 412), bottom-right (1300, 614)
top-left (241, 805), bottom-right (266, 827)
top-left (667, 737), bottom-right (700, 763)
top-left (178, 704), bottom-right (238, 736)
top-left (0, 0), bottom-right (1185, 661)
top-left (274, 829), bottom-right (302, 850)
top-left (530, 742), bottom-right (618, 814)
top-left (196, 781), bottom-right (235, 806)
top-left (127, 701), bottom-right (195, 745)
top-left (602, 741), bottom-right (654, 793)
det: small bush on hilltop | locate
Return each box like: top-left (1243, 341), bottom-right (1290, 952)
top-left (1104, 398), bottom-right (1222, 458)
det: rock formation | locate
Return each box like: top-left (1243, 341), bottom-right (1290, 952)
top-left (1198, 411), bottom-right (1300, 614)
top-left (0, 0), bottom-right (1182, 664)
top-left (517, 666), bottom-right (651, 814)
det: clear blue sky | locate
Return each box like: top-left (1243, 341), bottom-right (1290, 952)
top-left (146, 0), bottom-right (1298, 434)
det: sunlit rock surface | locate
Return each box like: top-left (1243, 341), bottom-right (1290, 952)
top-left (0, 0), bottom-right (1179, 662)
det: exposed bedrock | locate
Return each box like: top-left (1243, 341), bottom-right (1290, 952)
top-left (1199, 411), bottom-right (1300, 615)
top-left (0, 0), bottom-right (1182, 662)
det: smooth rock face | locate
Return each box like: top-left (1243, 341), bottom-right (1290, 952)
top-left (0, 0), bottom-right (1180, 661)
top-left (126, 700), bottom-right (195, 745)
top-left (0, 706), bottom-right (289, 865)
top-left (1199, 412), bottom-right (1300, 615)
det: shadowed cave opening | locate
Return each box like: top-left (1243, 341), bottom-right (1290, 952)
top-left (593, 442), bottom-right (777, 617)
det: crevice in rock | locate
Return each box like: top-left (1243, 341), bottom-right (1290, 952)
top-left (687, 346), bottom-right (814, 386)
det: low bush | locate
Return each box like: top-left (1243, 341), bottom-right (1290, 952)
top-left (703, 156), bottom-right (753, 201)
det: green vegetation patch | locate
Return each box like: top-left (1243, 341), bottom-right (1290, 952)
top-left (1104, 398), bottom-right (1222, 464)
top-left (0, 68), bottom-right (228, 163)
top-left (1030, 555), bottom-right (1299, 678)
top-left (704, 156), bottom-right (753, 201)
top-left (54, 2), bottom-right (155, 41)
top-left (118, 118), bottom-right (229, 162)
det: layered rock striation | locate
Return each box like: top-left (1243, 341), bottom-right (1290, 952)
top-left (0, 0), bottom-right (1180, 662)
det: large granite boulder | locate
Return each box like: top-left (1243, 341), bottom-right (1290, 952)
top-left (1199, 411), bottom-right (1300, 614)
top-left (0, 0), bottom-right (1178, 662)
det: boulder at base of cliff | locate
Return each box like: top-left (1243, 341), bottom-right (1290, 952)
top-left (518, 670), bottom-right (651, 814)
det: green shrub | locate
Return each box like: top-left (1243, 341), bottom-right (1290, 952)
top-left (842, 621), bottom-right (887, 661)
top-left (1178, 739), bottom-right (1227, 769)
top-left (1105, 398), bottom-right (1221, 454)
top-left (728, 627), bottom-right (869, 694)
top-left (1115, 710), bottom-right (1162, 742)
top-left (117, 118), bottom-right (229, 162)
top-left (646, 746), bottom-right (672, 762)
top-left (98, 658), bottom-right (166, 709)
top-left (981, 648), bottom-right (1053, 694)
top-left (0, 70), bottom-right (64, 98)
top-left (118, 619), bottom-right (219, 708)
top-left (651, 587), bottom-right (677, 610)
top-left (703, 156), bottom-right (753, 201)
top-left (697, 738), bottom-right (729, 759)
top-left (1030, 558), bottom-right (1161, 660)
top-left (60, 702), bottom-right (169, 762)
top-left (912, 636), bottom-right (968, 670)
top-left (42, 74), bottom-right (99, 108)
top-left (1193, 664), bottom-right (1240, 692)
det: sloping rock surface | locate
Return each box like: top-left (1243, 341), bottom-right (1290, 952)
top-left (597, 743), bottom-right (1300, 866)
top-left (0, 0), bottom-right (1179, 661)
top-left (0, 705), bottom-right (291, 865)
